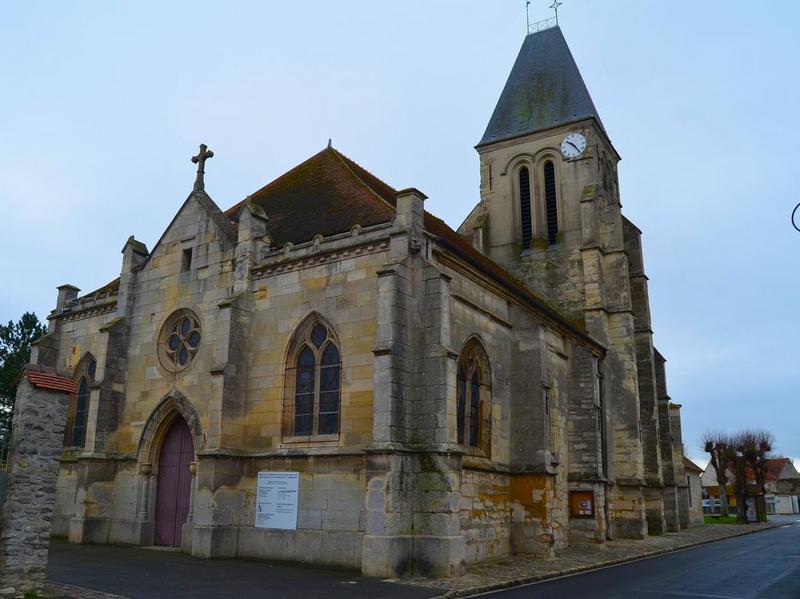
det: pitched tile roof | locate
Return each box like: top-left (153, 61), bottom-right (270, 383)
top-left (26, 371), bottom-right (75, 394)
top-left (77, 146), bottom-right (598, 348)
top-left (225, 147), bottom-right (396, 245)
top-left (479, 26), bottom-right (605, 147)
top-left (226, 145), bottom-right (595, 345)
top-left (683, 456), bottom-right (704, 474)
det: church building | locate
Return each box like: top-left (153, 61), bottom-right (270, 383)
top-left (33, 25), bottom-right (691, 577)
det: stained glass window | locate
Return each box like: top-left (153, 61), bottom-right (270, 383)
top-left (456, 339), bottom-right (491, 454)
top-left (289, 318), bottom-right (341, 437)
top-left (294, 347), bottom-right (316, 436)
top-left (159, 310), bottom-right (202, 372)
top-left (72, 377), bottom-right (89, 448)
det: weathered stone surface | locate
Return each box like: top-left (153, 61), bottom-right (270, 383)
top-left (0, 368), bottom-right (70, 597)
top-left (38, 27), bottom-right (691, 578)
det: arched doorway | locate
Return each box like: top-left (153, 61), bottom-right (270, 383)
top-left (154, 417), bottom-right (194, 546)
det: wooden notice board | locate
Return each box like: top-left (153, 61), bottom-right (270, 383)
top-left (569, 490), bottom-right (595, 519)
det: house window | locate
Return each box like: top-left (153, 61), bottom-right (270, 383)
top-left (285, 318), bottom-right (341, 439)
top-left (519, 167), bottom-right (533, 249)
top-left (544, 160), bottom-right (558, 245)
top-left (456, 338), bottom-right (491, 455)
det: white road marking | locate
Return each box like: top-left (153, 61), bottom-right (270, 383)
top-left (632, 591), bottom-right (740, 599)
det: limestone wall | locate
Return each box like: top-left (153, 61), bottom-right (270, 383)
top-left (436, 239), bottom-right (607, 561)
top-left (460, 468), bottom-right (510, 562)
top-left (190, 455), bottom-right (367, 568)
top-left (243, 245), bottom-right (387, 450)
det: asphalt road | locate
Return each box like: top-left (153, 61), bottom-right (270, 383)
top-left (47, 540), bottom-right (438, 599)
top-left (477, 517), bottom-right (800, 599)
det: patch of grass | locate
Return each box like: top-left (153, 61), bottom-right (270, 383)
top-left (704, 515), bottom-right (741, 525)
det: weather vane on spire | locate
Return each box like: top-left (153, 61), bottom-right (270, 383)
top-left (550, 0), bottom-right (563, 25)
top-left (528, 0), bottom-right (563, 34)
top-left (526, 1), bottom-right (531, 32)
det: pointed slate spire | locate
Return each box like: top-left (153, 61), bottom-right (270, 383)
top-left (478, 26), bottom-right (604, 147)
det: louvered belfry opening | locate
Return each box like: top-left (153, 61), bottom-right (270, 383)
top-left (544, 160), bottom-right (558, 245)
top-left (519, 167), bottom-right (533, 249)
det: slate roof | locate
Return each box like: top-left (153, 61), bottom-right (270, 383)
top-left (478, 26), bottom-right (605, 147)
top-left (225, 147), bottom-right (396, 245)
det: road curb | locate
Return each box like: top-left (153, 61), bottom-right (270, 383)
top-left (429, 524), bottom-right (782, 599)
top-left (44, 581), bottom-right (130, 599)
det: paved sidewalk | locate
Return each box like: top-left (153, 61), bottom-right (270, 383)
top-left (400, 522), bottom-right (781, 598)
top-left (42, 522), bottom-right (784, 599)
top-left (44, 540), bottom-right (437, 599)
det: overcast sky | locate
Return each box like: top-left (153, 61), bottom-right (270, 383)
top-left (2, 1), bottom-right (798, 468)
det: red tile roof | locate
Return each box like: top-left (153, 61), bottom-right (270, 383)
top-left (26, 371), bottom-right (75, 394)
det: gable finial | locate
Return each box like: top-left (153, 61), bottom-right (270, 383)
top-left (550, 0), bottom-right (563, 25)
top-left (191, 144), bottom-right (214, 192)
top-left (328, 138), bottom-right (332, 148)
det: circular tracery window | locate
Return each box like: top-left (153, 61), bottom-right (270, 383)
top-left (158, 310), bottom-right (202, 372)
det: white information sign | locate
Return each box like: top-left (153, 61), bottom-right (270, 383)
top-left (255, 471), bottom-right (299, 530)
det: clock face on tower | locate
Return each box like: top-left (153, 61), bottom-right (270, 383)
top-left (560, 132), bottom-right (587, 159)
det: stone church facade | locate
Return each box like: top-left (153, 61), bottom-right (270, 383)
top-left (32, 26), bottom-right (690, 577)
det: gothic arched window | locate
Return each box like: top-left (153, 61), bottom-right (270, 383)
top-left (67, 354), bottom-right (96, 449)
top-left (456, 338), bottom-right (491, 455)
top-left (72, 377), bottom-right (90, 448)
top-left (544, 160), bottom-right (558, 245)
top-left (285, 317), bottom-right (342, 438)
top-left (519, 166), bottom-right (533, 249)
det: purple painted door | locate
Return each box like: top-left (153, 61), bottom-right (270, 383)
top-left (155, 418), bottom-right (193, 546)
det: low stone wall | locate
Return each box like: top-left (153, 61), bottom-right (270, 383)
top-left (0, 472), bottom-right (6, 522)
top-left (0, 367), bottom-right (72, 598)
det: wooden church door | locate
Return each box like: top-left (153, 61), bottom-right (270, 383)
top-left (155, 417), bottom-right (194, 546)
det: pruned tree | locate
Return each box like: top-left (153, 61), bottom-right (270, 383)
top-left (730, 432), bottom-right (750, 524)
top-left (702, 431), bottom-right (732, 517)
top-left (753, 430), bottom-right (774, 522)
top-left (740, 429), bottom-right (774, 522)
top-left (0, 312), bottom-right (46, 443)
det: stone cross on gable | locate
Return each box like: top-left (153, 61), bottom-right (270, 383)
top-left (191, 144), bottom-right (214, 191)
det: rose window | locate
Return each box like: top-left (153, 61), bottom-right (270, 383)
top-left (159, 310), bottom-right (202, 372)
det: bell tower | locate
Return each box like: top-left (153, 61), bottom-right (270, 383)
top-left (461, 24), bottom-right (667, 538)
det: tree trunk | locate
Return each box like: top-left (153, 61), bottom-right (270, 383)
top-left (736, 490), bottom-right (748, 524)
top-left (719, 482), bottom-right (730, 517)
top-left (755, 474), bottom-right (767, 522)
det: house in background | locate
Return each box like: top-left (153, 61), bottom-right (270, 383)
top-left (766, 459), bottom-right (800, 515)
top-left (701, 458), bottom-right (800, 516)
top-left (683, 457), bottom-right (704, 524)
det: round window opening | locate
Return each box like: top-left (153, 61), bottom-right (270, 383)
top-left (158, 310), bottom-right (202, 373)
